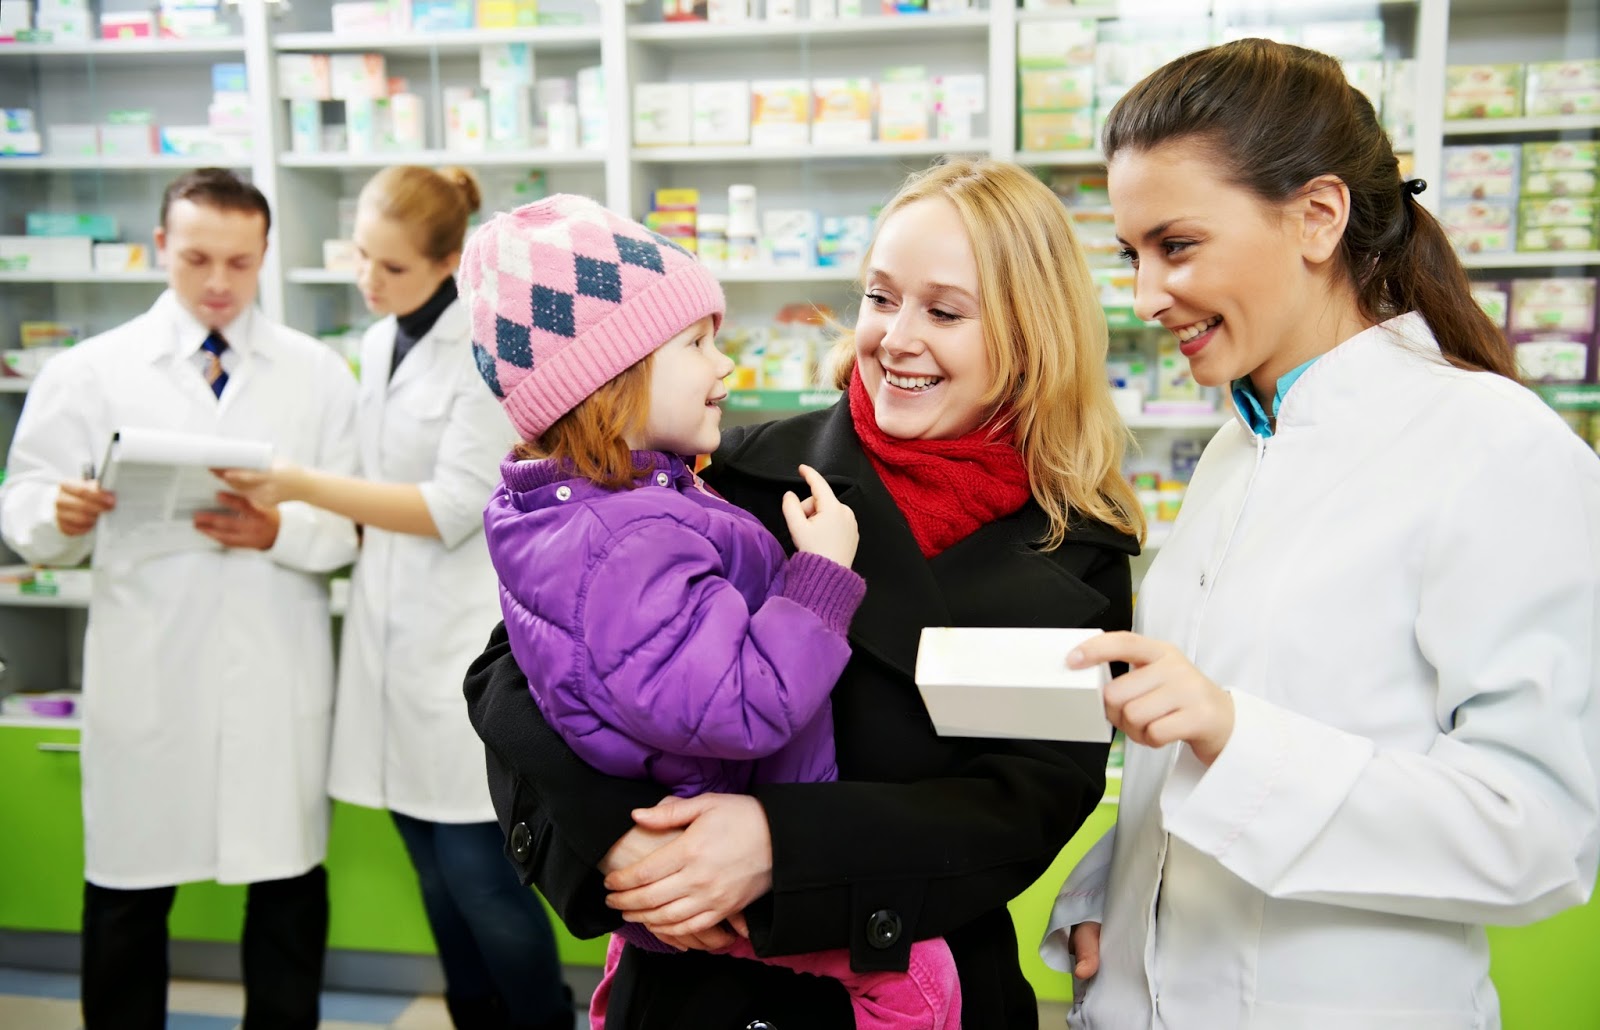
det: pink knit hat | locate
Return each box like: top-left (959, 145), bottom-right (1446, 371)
top-left (460, 194), bottom-right (725, 439)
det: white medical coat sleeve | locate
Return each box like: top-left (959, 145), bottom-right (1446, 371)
top-left (417, 347), bottom-right (514, 550)
top-left (268, 351), bottom-right (361, 573)
top-left (1041, 824), bottom-right (1117, 971)
top-left (1160, 420), bottom-right (1600, 927)
top-left (0, 355), bottom-right (100, 567)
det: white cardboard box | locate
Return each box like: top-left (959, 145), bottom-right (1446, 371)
top-left (915, 626), bottom-right (1112, 742)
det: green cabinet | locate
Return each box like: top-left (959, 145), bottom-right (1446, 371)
top-left (0, 723), bottom-right (607, 965)
top-left (4, 722), bottom-right (1595, 1023)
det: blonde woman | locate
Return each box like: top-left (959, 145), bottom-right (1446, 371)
top-left (219, 166), bottom-right (570, 1029)
top-left (460, 159), bottom-right (1144, 1027)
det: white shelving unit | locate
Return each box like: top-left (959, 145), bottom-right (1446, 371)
top-left (1461, 251), bottom-right (1600, 270)
top-left (1443, 114), bottom-right (1600, 136)
top-left (273, 25), bottom-right (603, 54)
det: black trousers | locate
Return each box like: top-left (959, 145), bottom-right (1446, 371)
top-left (80, 864), bottom-right (328, 1030)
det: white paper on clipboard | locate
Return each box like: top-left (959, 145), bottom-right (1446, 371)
top-left (97, 427), bottom-right (273, 560)
top-left (914, 626), bottom-right (1112, 742)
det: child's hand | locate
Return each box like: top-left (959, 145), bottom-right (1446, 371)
top-left (781, 464), bottom-right (858, 569)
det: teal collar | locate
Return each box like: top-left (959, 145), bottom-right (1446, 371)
top-left (1231, 357), bottom-right (1318, 438)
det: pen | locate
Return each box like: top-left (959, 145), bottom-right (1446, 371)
top-left (82, 462), bottom-right (96, 482)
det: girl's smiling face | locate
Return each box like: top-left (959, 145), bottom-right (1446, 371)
top-left (854, 197), bottom-right (993, 441)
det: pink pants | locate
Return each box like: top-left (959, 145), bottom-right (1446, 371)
top-left (589, 931), bottom-right (962, 1029)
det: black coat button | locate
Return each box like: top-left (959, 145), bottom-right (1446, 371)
top-left (866, 909), bottom-right (902, 950)
top-left (509, 822), bottom-right (533, 862)
top-left (745, 1022), bottom-right (778, 1030)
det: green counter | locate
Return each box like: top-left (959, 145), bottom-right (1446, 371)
top-left (4, 723), bottom-right (1596, 1022)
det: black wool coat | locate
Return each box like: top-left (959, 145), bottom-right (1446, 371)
top-left (463, 400), bottom-right (1137, 1030)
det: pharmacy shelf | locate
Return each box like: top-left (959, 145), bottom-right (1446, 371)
top-left (279, 149), bottom-right (605, 169)
top-left (627, 12), bottom-right (991, 47)
top-left (1014, 0), bottom-right (1417, 21)
top-left (0, 714), bottom-right (83, 731)
top-left (0, 593), bottom-right (87, 609)
top-left (271, 25), bottom-right (602, 54)
top-left (633, 140), bottom-right (988, 164)
top-left (0, 37), bottom-right (244, 59)
top-left (1017, 149), bottom-right (1105, 168)
top-left (726, 389), bottom-right (841, 412)
top-left (1459, 251), bottom-right (1600, 270)
top-left (287, 268), bottom-right (355, 284)
top-left (0, 156), bottom-right (245, 172)
top-left (1125, 412), bottom-right (1230, 431)
top-left (1535, 383), bottom-right (1600, 411)
top-left (1443, 115), bottom-right (1600, 136)
top-left (0, 271), bottom-right (165, 283)
top-left (718, 266), bottom-right (856, 284)
top-left (0, 379), bottom-right (32, 393)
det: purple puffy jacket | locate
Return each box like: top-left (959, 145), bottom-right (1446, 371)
top-left (484, 450), bottom-right (866, 798)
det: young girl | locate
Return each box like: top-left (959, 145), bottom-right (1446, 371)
top-left (1044, 39), bottom-right (1600, 1029)
top-left (218, 165), bottom-right (571, 1029)
top-left (460, 193), bottom-right (962, 1028)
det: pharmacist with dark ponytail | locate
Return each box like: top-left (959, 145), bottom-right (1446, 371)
top-left (1043, 38), bottom-right (1600, 1030)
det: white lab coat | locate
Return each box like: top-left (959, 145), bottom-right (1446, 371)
top-left (1044, 314), bottom-right (1600, 1030)
top-left (0, 291), bottom-right (360, 889)
top-left (327, 300), bottom-right (516, 823)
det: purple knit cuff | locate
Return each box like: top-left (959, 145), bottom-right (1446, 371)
top-left (615, 922), bottom-right (678, 954)
top-left (780, 551), bottom-right (867, 637)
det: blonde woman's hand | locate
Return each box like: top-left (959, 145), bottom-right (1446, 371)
top-left (1069, 921), bottom-right (1102, 979)
top-left (212, 461), bottom-right (306, 508)
top-left (781, 464), bottom-right (858, 568)
top-left (1069, 631), bottom-right (1236, 765)
top-left (603, 793), bottom-right (773, 939)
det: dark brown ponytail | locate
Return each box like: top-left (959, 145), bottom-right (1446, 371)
top-left (1104, 38), bottom-right (1516, 379)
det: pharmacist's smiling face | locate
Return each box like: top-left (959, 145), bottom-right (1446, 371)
top-left (156, 199), bottom-right (267, 331)
top-left (354, 208), bottom-right (458, 319)
top-left (855, 198), bottom-right (992, 441)
top-left (1109, 142), bottom-right (1312, 393)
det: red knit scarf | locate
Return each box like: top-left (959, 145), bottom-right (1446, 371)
top-left (848, 367), bottom-right (1033, 558)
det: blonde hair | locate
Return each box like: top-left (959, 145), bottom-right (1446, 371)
top-left (832, 159), bottom-right (1144, 548)
top-left (358, 165), bottom-right (483, 263)
top-left (513, 353), bottom-right (655, 490)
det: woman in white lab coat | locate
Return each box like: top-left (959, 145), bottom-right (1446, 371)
top-left (1041, 40), bottom-right (1600, 1030)
top-left (221, 166), bottom-right (570, 1030)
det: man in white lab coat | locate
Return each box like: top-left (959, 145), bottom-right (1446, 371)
top-left (0, 169), bottom-right (359, 1030)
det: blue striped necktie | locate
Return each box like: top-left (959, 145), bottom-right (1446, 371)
top-left (200, 332), bottom-right (229, 398)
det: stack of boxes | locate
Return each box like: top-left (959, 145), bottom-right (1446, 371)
top-left (1018, 15), bottom-right (1413, 156)
top-left (3, 63), bottom-right (253, 161)
top-left (634, 186), bottom-right (871, 274)
top-left (1443, 142), bottom-right (1598, 257)
top-left (326, 0), bottom-right (581, 32)
top-left (1445, 59), bottom-right (1600, 121)
top-left (1473, 276), bottom-right (1599, 386)
top-left (1017, 18), bottom-right (1096, 153)
top-left (281, 46), bottom-right (603, 155)
top-left (1, 0), bottom-right (230, 41)
top-left (0, 210), bottom-right (154, 277)
top-left (633, 71), bottom-right (982, 148)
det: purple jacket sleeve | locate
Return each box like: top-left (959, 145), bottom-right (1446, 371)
top-left (581, 519), bottom-right (865, 762)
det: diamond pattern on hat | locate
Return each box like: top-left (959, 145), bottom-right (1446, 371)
top-left (575, 256), bottom-right (622, 303)
top-left (648, 230), bottom-right (692, 258)
top-left (615, 235), bottom-right (664, 275)
top-left (473, 343), bottom-right (504, 398)
top-left (496, 228), bottom-right (534, 282)
top-left (496, 315), bottom-right (533, 368)
top-left (531, 284), bottom-right (576, 339)
top-left (527, 241), bottom-right (579, 293)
